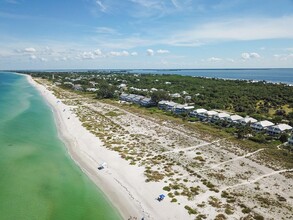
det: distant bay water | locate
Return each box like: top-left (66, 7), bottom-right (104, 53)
top-left (128, 68), bottom-right (293, 84)
top-left (0, 72), bottom-right (121, 220)
top-left (29, 68), bottom-right (293, 84)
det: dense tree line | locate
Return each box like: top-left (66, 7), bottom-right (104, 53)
top-left (21, 71), bottom-right (293, 125)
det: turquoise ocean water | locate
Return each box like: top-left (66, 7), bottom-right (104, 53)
top-left (0, 72), bottom-right (121, 220)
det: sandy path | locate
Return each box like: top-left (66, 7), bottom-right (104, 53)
top-left (222, 169), bottom-right (293, 190)
top-left (198, 148), bottom-right (265, 172)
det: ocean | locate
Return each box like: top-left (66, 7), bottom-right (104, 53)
top-left (128, 68), bottom-right (293, 84)
top-left (0, 72), bottom-right (121, 220)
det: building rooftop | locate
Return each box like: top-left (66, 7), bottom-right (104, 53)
top-left (255, 120), bottom-right (274, 127)
top-left (271, 124), bottom-right (292, 131)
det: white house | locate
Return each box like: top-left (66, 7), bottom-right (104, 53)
top-left (124, 94), bottom-right (137, 102)
top-left (227, 115), bottom-right (244, 124)
top-left (251, 120), bottom-right (274, 132)
top-left (189, 108), bottom-right (207, 117)
top-left (86, 88), bottom-right (98, 92)
top-left (139, 97), bottom-right (156, 107)
top-left (173, 105), bottom-right (194, 115)
top-left (198, 110), bottom-right (218, 121)
top-left (120, 93), bottom-right (129, 101)
top-left (170, 93), bottom-right (181, 98)
top-left (165, 101), bottom-right (178, 111)
top-left (158, 100), bottom-right (169, 109)
top-left (212, 112), bottom-right (230, 122)
top-left (132, 95), bottom-right (145, 104)
top-left (239, 116), bottom-right (257, 126)
top-left (267, 124), bottom-right (292, 135)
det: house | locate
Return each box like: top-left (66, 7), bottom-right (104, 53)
top-left (227, 115), bottom-right (244, 124)
top-left (118, 83), bottom-right (127, 89)
top-left (173, 105), bottom-right (194, 115)
top-left (239, 116), bottom-right (257, 126)
top-left (158, 100), bottom-right (169, 110)
top-left (125, 94), bottom-right (137, 102)
top-left (140, 97), bottom-right (156, 107)
top-left (251, 120), bottom-right (274, 132)
top-left (189, 108), bottom-right (207, 117)
top-left (73, 84), bottom-right (83, 91)
top-left (132, 95), bottom-right (145, 104)
top-left (211, 112), bottom-right (230, 122)
top-left (165, 101), bottom-right (178, 111)
top-left (199, 110), bottom-right (218, 121)
top-left (120, 93), bottom-right (129, 101)
top-left (63, 82), bottom-right (74, 87)
top-left (183, 106), bottom-right (194, 113)
top-left (54, 82), bottom-right (62, 86)
top-left (170, 93), bottom-right (181, 98)
top-left (267, 124), bottom-right (292, 135)
top-left (288, 136), bottom-right (293, 145)
top-left (89, 81), bottom-right (97, 87)
top-left (86, 88), bottom-right (98, 92)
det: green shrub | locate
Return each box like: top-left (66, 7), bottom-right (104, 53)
top-left (163, 186), bottom-right (171, 191)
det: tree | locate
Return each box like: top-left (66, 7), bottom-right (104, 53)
top-left (96, 82), bottom-right (115, 99)
top-left (151, 90), bottom-right (170, 103)
top-left (279, 133), bottom-right (289, 143)
top-left (236, 124), bottom-right (251, 139)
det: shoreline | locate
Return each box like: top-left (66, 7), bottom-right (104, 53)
top-left (25, 74), bottom-right (141, 219)
top-left (24, 74), bottom-right (188, 220)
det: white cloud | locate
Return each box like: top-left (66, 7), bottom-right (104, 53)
top-left (131, 52), bottom-right (138, 56)
top-left (171, 0), bottom-right (180, 9)
top-left (207, 57), bottom-right (222, 62)
top-left (274, 53), bottom-right (293, 61)
top-left (94, 49), bottom-right (103, 56)
top-left (96, 0), bottom-right (107, 12)
top-left (241, 53), bottom-right (250, 60)
top-left (30, 54), bottom-right (37, 60)
top-left (81, 51), bottom-right (95, 60)
top-left (108, 50), bottom-right (129, 57)
top-left (241, 52), bottom-right (260, 60)
top-left (250, 52), bottom-right (261, 59)
top-left (146, 49), bottom-right (154, 56)
top-left (157, 49), bottom-right (170, 54)
top-left (40, 57), bottom-right (48, 62)
top-left (168, 16), bottom-right (293, 47)
top-left (24, 47), bottom-right (36, 53)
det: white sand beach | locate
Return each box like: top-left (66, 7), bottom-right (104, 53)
top-left (25, 75), bottom-right (293, 220)
top-left (26, 75), bottom-right (190, 219)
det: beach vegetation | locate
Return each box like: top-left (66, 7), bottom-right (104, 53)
top-left (184, 205), bottom-right (197, 215)
top-left (214, 214), bottom-right (227, 220)
top-left (171, 198), bottom-right (177, 203)
top-left (195, 214), bottom-right (207, 219)
top-left (163, 186), bottom-right (171, 191)
top-left (208, 196), bottom-right (222, 208)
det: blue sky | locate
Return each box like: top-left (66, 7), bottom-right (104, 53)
top-left (0, 0), bottom-right (293, 69)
